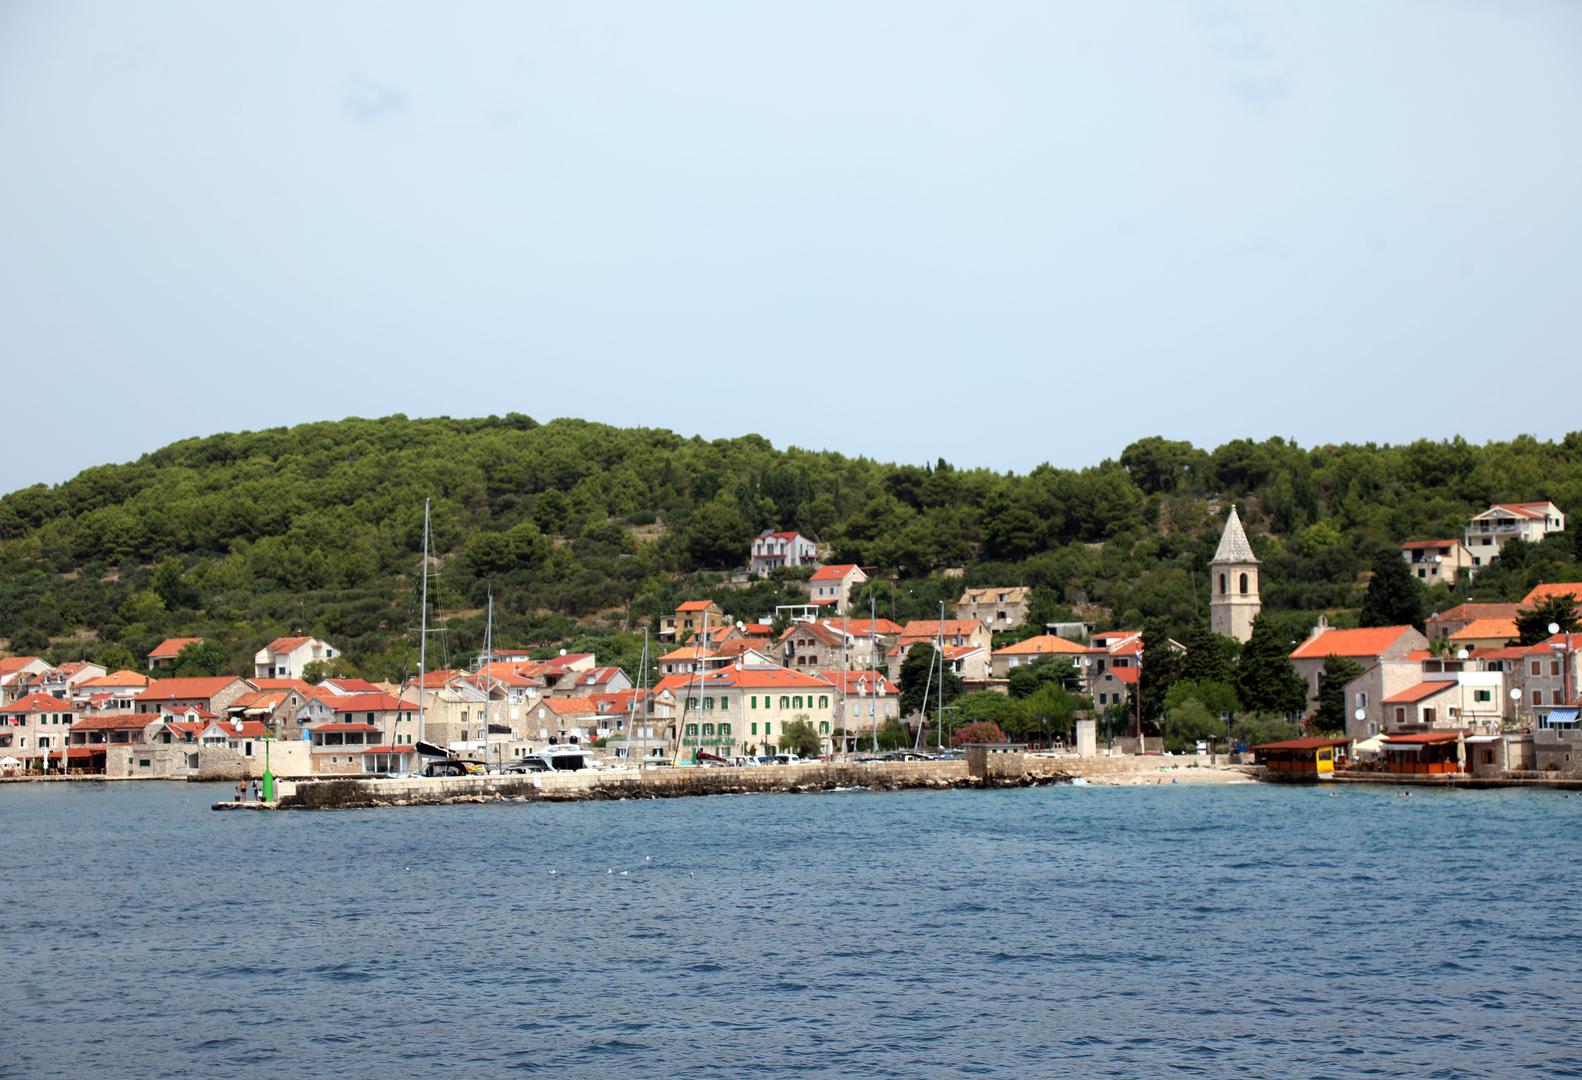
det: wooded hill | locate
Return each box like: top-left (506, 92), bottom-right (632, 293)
top-left (3, 416), bottom-right (1581, 682)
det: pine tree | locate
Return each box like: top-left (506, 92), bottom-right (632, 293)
top-left (1359, 551), bottom-right (1425, 629)
top-left (1236, 614), bottom-right (1308, 717)
top-left (1313, 654), bottom-right (1364, 734)
top-left (1516, 595), bottom-right (1580, 645)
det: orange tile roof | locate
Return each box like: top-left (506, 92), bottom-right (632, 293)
top-left (675, 600), bottom-right (717, 612)
top-left (262, 636), bottom-right (314, 653)
top-left (995, 634), bottom-right (1088, 657)
top-left (137, 677), bottom-right (245, 702)
top-left (1, 693), bottom-right (78, 714)
top-left (203, 718), bottom-right (271, 738)
top-left (1449, 618), bottom-right (1518, 642)
top-left (249, 678), bottom-right (314, 694)
top-left (1289, 626), bottom-right (1416, 661)
top-left (1382, 681), bottom-right (1457, 705)
top-left (1400, 539), bottom-right (1461, 550)
top-left (538, 697), bottom-right (600, 716)
top-left (898, 619), bottom-right (983, 641)
top-left (71, 713), bottom-right (148, 731)
top-left (318, 693), bottom-right (414, 714)
top-left (312, 722), bottom-right (381, 733)
top-left (809, 564), bottom-right (861, 581)
top-left (814, 670), bottom-right (899, 695)
top-left (1431, 602), bottom-right (1522, 624)
top-left (78, 670), bottom-right (152, 688)
top-left (1522, 583), bottom-right (1582, 607)
top-left (146, 637), bottom-right (202, 660)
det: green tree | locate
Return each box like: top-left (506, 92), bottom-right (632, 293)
top-left (1359, 551), bottom-right (1425, 629)
top-left (1236, 615), bottom-right (1309, 717)
top-left (1017, 682), bottom-right (1086, 744)
top-left (875, 719), bottom-right (912, 751)
top-left (92, 644), bottom-right (140, 673)
top-left (1137, 620), bottom-right (1182, 731)
top-left (1313, 654), bottom-right (1364, 734)
top-left (170, 639), bottom-right (229, 677)
top-left (1516, 594), bottom-right (1580, 645)
top-left (1162, 698), bottom-right (1221, 752)
top-left (780, 717), bottom-right (821, 758)
top-left (898, 644), bottom-right (960, 717)
top-left (151, 557), bottom-right (199, 610)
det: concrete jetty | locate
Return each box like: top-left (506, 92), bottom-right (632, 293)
top-left (238, 751), bottom-right (1256, 811)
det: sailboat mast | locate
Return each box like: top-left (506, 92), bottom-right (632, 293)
top-left (936, 601), bottom-right (945, 751)
top-left (870, 593), bottom-right (879, 754)
top-left (483, 590), bottom-right (494, 770)
top-left (418, 498), bottom-right (429, 748)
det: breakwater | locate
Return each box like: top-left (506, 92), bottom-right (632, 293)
top-left (273, 757), bottom-right (1058, 810)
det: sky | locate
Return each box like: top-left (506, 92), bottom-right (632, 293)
top-left (2, 1), bottom-right (1580, 493)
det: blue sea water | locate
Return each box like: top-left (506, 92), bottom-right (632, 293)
top-left (4, 780), bottom-right (1582, 1079)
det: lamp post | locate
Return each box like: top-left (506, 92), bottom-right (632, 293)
top-left (261, 725), bottom-right (275, 802)
top-left (1509, 686), bottom-right (1523, 732)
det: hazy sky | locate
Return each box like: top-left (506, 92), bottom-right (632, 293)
top-left (2, 1), bottom-right (1580, 493)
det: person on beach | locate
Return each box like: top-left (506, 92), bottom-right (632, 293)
top-left (234, 782), bottom-right (244, 802)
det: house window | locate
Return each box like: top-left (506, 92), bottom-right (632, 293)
top-left (1552, 661), bottom-right (1561, 677)
top-left (819, 721), bottom-right (829, 734)
top-left (818, 696), bottom-right (829, 709)
top-left (1423, 708), bottom-right (1436, 725)
top-left (702, 723), bottom-right (714, 736)
top-left (719, 723), bottom-right (731, 737)
top-left (750, 696), bottom-right (758, 709)
top-left (1474, 690), bottom-right (1491, 702)
top-left (751, 722), bottom-right (758, 735)
top-left (1532, 690), bottom-right (1542, 705)
top-left (719, 697), bottom-right (729, 711)
top-left (1394, 707), bottom-right (1405, 724)
top-left (779, 697), bottom-right (789, 709)
top-left (1531, 661), bottom-right (1542, 676)
top-left (1555, 691), bottom-right (1565, 705)
top-left (686, 724), bottom-right (698, 736)
top-left (1218, 573), bottom-right (1226, 595)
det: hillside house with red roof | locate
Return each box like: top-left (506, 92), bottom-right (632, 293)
top-left (146, 637), bottom-right (202, 671)
top-left (991, 634), bottom-right (1088, 679)
top-left (749, 530), bottom-right (817, 575)
top-left (1425, 602), bottom-right (1523, 642)
top-left (806, 564), bottom-right (867, 614)
top-left (1464, 502), bottom-right (1565, 571)
top-left (661, 600), bottom-right (725, 642)
top-left (253, 636), bottom-right (340, 680)
top-left (658, 664), bottom-right (840, 757)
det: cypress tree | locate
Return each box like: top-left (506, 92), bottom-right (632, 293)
top-left (1236, 614), bottom-right (1309, 717)
top-left (1359, 551), bottom-right (1425, 629)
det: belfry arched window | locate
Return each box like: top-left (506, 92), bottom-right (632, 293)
top-left (1239, 572), bottom-right (1249, 595)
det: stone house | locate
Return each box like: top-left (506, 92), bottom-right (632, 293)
top-left (0, 692), bottom-right (78, 764)
top-left (133, 676), bottom-right (252, 717)
top-left (956, 587), bottom-right (1032, 633)
top-left (1288, 624), bottom-right (1430, 738)
top-left (662, 600), bottom-right (725, 642)
top-left (1381, 671), bottom-right (1505, 733)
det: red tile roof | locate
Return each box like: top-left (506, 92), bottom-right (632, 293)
top-left (147, 637), bottom-right (202, 660)
top-left (541, 654), bottom-right (593, 671)
top-left (538, 697), bottom-right (600, 716)
top-left (317, 693), bottom-right (414, 714)
top-left (0, 693), bottom-right (76, 714)
top-left (317, 678), bottom-right (383, 695)
top-left (203, 718), bottom-right (271, 739)
top-left (262, 636), bottom-right (313, 653)
top-left (1383, 731), bottom-right (1466, 744)
top-left (675, 600), bottom-right (716, 612)
top-left (137, 677), bottom-right (244, 702)
top-left (312, 722), bottom-right (381, 733)
top-left (250, 678), bottom-right (314, 694)
top-left (1382, 681), bottom-right (1457, 705)
top-left (898, 619), bottom-right (984, 641)
top-left (71, 713), bottom-right (148, 731)
top-left (78, 670), bottom-right (152, 689)
top-left (1400, 539), bottom-right (1460, 550)
top-left (815, 670), bottom-right (899, 695)
top-left (1251, 737), bottom-right (1353, 751)
top-left (1522, 583), bottom-right (1582, 607)
top-left (809, 564), bottom-right (861, 581)
top-left (1449, 618), bottom-right (1518, 642)
top-left (1431, 602), bottom-right (1522, 624)
top-left (995, 634), bottom-right (1087, 657)
top-left (1289, 626), bottom-right (1416, 661)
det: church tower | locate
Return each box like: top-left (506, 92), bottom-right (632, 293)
top-left (1210, 505), bottom-right (1260, 643)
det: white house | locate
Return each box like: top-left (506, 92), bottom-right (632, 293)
top-left (254, 636), bottom-right (340, 680)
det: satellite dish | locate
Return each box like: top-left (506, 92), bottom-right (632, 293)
top-left (1456, 649), bottom-right (1469, 661)
top-left (1549, 622), bottom-right (1561, 636)
top-left (1510, 688), bottom-right (1523, 701)
top-left (559, 648), bottom-right (567, 657)
top-left (1353, 708), bottom-right (1366, 722)
top-left (233, 719), bottom-right (243, 732)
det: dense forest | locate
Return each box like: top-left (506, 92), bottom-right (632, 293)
top-left (3, 415), bottom-right (1582, 686)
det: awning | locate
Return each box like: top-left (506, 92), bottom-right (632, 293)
top-left (1463, 735), bottom-right (1501, 744)
top-left (1546, 708), bottom-right (1579, 726)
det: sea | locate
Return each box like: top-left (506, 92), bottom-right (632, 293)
top-left (4, 780), bottom-right (1581, 1079)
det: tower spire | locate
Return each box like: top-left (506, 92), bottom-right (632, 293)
top-left (1209, 505), bottom-right (1261, 642)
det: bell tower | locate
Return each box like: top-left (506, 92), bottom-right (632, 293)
top-left (1210, 505), bottom-right (1260, 643)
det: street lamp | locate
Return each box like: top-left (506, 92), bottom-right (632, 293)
top-left (1509, 686), bottom-right (1523, 731)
